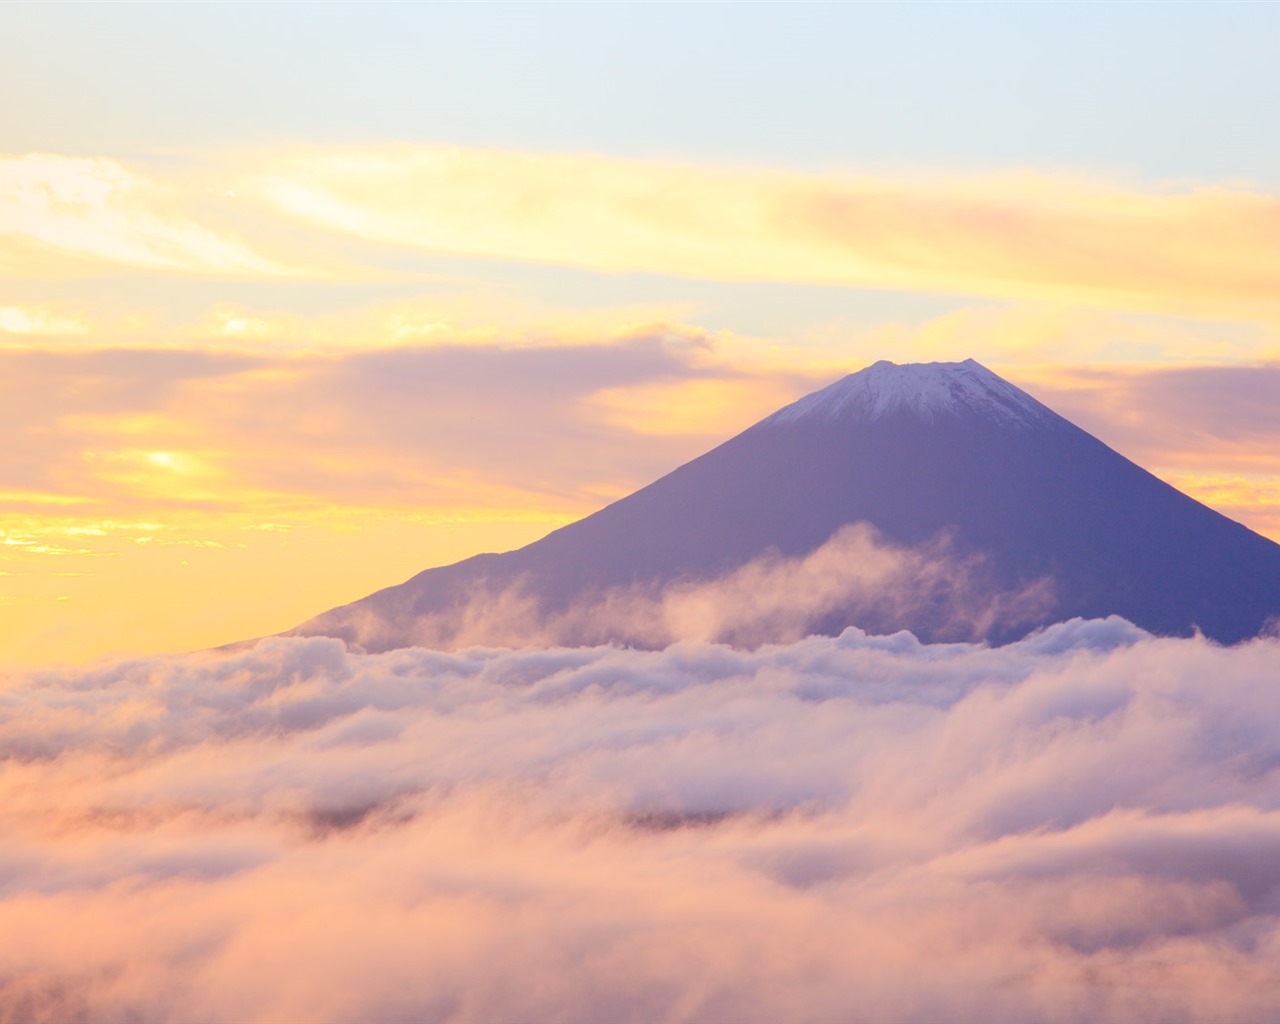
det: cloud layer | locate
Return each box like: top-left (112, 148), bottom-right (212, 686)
top-left (5, 620), bottom-right (1280, 1021)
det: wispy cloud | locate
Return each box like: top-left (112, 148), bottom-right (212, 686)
top-left (0, 155), bottom-right (288, 277)
top-left (4, 622), bottom-right (1280, 1020)
top-left (0, 333), bottom-right (794, 515)
top-left (248, 146), bottom-right (1280, 319)
top-left (1024, 362), bottom-right (1280, 470)
top-left (0, 304), bottom-right (89, 336)
top-left (9, 149), bottom-right (1279, 323)
top-left (305, 522), bottom-right (1056, 652)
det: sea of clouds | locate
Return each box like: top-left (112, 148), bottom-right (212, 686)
top-left (4, 618), bottom-right (1280, 1022)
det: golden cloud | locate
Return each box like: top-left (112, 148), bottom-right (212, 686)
top-left (0, 155), bottom-right (289, 277)
top-left (247, 146), bottom-right (1280, 318)
top-left (0, 304), bottom-right (90, 335)
top-left (9, 147), bottom-right (1279, 324)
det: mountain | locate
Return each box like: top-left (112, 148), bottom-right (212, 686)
top-left (289, 358), bottom-right (1280, 650)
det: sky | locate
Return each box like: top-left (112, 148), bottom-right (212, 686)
top-left (3, 1), bottom-right (1280, 666)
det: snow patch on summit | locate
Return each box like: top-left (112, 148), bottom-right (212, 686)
top-left (766, 358), bottom-right (1056, 428)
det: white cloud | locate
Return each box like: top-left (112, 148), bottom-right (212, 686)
top-left (0, 305), bottom-right (89, 336)
top-left (3, 619), bottom-right (1280, 1020)
top-left (0, 155), bottom-right (288, 277)
top-left (318, 522), bottom-right (1057, 652)
top-left (248, 146), bottom-right (1280, 319)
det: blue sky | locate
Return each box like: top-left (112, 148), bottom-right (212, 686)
top-left (6, 2), bottom-right (1279, 181)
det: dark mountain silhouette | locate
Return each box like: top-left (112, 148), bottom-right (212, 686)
top-left (289, 359), bottom-right (1280, 650)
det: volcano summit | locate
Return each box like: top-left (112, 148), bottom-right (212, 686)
top-left (290, 359), bottom-right (1280, 650)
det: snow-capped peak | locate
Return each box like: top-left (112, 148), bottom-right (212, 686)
top-left (765, 358), bottom-right (1055, 428)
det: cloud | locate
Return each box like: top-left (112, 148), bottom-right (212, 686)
top-left (17, 336), bottom-right (1277, 546)
top-left (1024, 362), bottom-right (1280, 470)
top-left (0, 155), bottom-right (288, 278)
top-left (1014, 362), bottom-right (1280, 540)
top-left (311, 522), bottom-right (1057, 652)
top-left (249, 145), bottom-right (1280, 319)
top-left (3, 621), bottom-right (1280, 1020)
top-left (0, 332), bottom-right (804, 515)
top-left (0, 305), bottom-right (89, 336)
top-left (12, 148), bottom-right (1278, 322)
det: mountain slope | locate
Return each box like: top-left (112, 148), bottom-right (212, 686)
top-left (291, 359), bottom-right (1280, 649)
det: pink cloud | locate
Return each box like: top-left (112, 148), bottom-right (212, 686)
top-left (4, 621), bottom-right (1280, 1019)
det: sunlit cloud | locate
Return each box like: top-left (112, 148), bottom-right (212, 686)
top-left (1157, 472), bottom-right (1280, 543)
top-left (0, 334), bottom-right (746, 523)
top-left (12, 148), bottom-right (1277, 322)
top-left (4, 623), bottom-right (1280, 1020)
top-left (0, 304), bottom-right (89, 335)
top-left (247, 145), bottom-right (1280, 319)
top-left (0, 490), bottom-right (99, 507)
top-left (0, 155), bottom-right (289, 278)
top-left (1010, 361), bottom-right (1280, 475)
